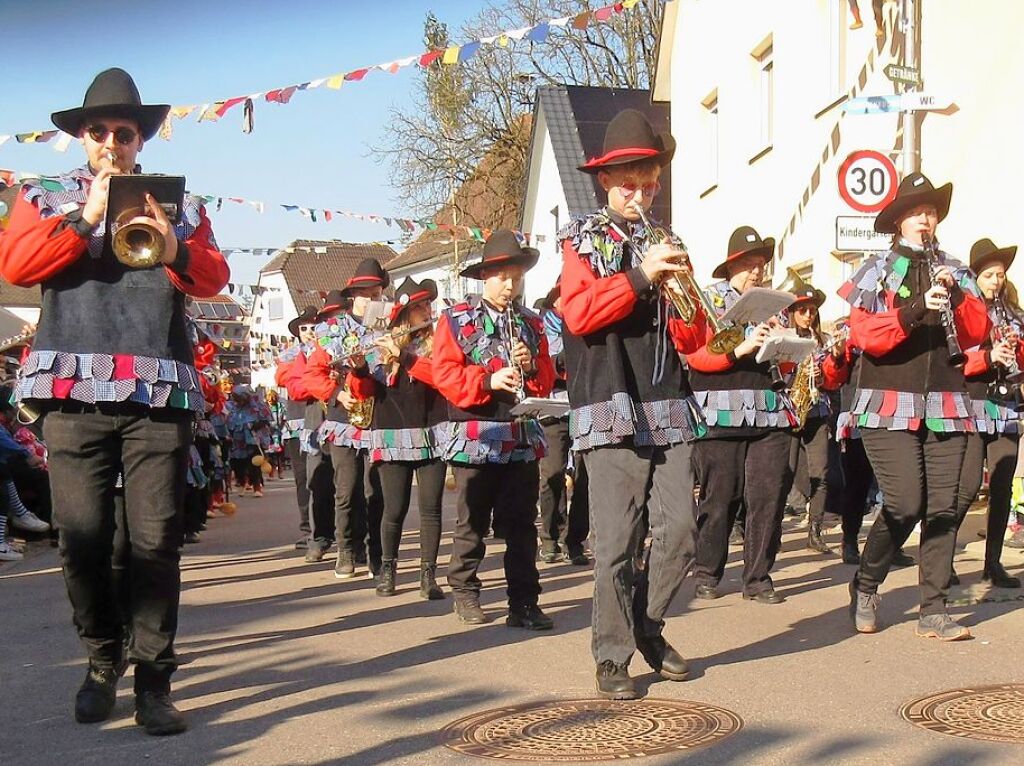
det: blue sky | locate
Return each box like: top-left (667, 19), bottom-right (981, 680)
top-left (1, 0), bottom-right (488, 288)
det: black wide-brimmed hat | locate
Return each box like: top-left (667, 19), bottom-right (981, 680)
top-left (789, 286), bottom-right (827, 309)
top-left (288, 305), bottom-right (319, 338)
top-left (578, 109), bottom-right (676, 174)
top-left (340, 258), bottom-right (390, 296)
top-left (970, 238), bottom-right (1017, 273)
top-left (317, 290), bottom-right (349, 319)
top-left (712, 226), bottom-right (776, 280)
top-left (51, 68), bottom-right (170, 141)
top-left (874, 172), bottom-right (953, 234)
top-left (389, 277), bottom-right (438, 325)
top-left (459, 229), bottom-right (539, 280)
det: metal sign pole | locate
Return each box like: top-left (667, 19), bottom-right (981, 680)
top-left (902, 0), bottom-right (920, 176)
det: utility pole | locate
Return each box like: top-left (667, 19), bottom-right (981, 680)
top-left (901, 0), bottom-right (921, 176)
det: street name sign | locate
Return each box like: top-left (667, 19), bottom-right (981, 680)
top-left (836, 216), bottom-right (891, 251)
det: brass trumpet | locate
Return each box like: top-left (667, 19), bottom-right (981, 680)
top-left (631, 206), bottom-right (745, 354)
top-left (0, 330), bottom-right (41, 424)
top-left (106, 152), bottom-right (165, 269)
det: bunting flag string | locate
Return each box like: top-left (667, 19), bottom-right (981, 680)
top-left (0, 166), bottom-right (545, 245)
top-left (0, 0), bottom-right (660, 146)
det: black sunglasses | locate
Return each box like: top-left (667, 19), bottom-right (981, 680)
top-left (86, 124), bottom-right (138, 145)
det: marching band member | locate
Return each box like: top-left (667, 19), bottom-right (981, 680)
top-left (0, 68), bottom-right (229, 734)
top-left (559, 109), bottom-right (707, 699)
top-left (302, 263), bottom-right (387, 580)
top-left (275, 306), bottom-right (319, 548)
top-left (688, 227), bottom-right (794, 606)
top-left (433, 229), bottom-right (556, 630)
top-left (952, 238), bottom-right (1024, 589)
top-left (347, 277), bottom-right (447, 599)
top-left (782, 278), bottom-right (849, 554)
top-left (842, 173), bottom-right (989, 640)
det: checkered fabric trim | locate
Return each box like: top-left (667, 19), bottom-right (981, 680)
top-left (15, 350), bottom-right (203, 412)
top-left (835, 412), bottom-right (860, 441)
top-left (319, 419), bottom-right (369, 450)
top-left (557, 209), bottom-right (648, 279)
top-left (366, 425), bottom-right (440, 463)
top-left (970, 397), bottom-right (1021, 435)
top-left (838, 248), bottom-right (980, 312)
top-left (438, 419), bottom-right (545, 465)
top-left (692, 388), bottom-right (797, 430)
top-left (569, 393), bottom-right (706, 451)
top-left (849, 388), bottom-right (975, 433)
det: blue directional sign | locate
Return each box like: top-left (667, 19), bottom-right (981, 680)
top-left (842, 94), bottom-right (902, 115)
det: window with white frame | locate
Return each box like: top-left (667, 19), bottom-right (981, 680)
top-left (701, 89), bottom-right (719, 190)
top-left (752, 35), bottom-right (773, 149)
top-left (267, 296), bottom-right (283, 321)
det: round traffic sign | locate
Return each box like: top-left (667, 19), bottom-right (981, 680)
top-left (838, 150), bottom-right (898, 213)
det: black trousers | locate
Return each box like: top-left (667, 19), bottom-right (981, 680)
top-left (585, 442), bottom-right (697, 665)
top-left (378, 459), bottom-right (446, 563)
top-left (857, 428), bottom-right (966, 615)
top-left (43, 407), bottom-right (191, 693)
top-left (306, 448), bottom-right (336, 544)
top-left (955, 431), bottom-right (1020, 570)
top-left (839, 437), bottom-right (875, 547)
top-left (328, 444), bottom-right (383, 559)
top-left (693, 430), bottom-right (793, 596)
top-left (787, 417), bottom-right (834, 525)
top-left (284, 438), bottom-right (310, 534)
top-left (230, 450), bottom-right (263, 490)
top-left (538, 419), bottom-right (590, 554)
top-left (447, 461), bottom-right (541, 608)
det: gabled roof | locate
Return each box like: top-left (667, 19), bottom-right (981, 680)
top-left (260, 239), bottom-right (398, 311)
top-left (526, 85), bottom-right (673, 224)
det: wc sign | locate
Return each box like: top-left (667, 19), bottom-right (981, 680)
top-left (838, 150), bottom-right (899, 213)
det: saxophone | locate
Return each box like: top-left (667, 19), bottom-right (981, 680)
top-left (339, 332), bottom-right (374, 429)
top-left (788, 327), bottom-right (849, 431)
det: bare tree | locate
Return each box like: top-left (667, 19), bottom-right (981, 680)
top-left (374, 0), bottom-right (662, 225)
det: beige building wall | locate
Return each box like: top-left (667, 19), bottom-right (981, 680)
top-left (665, 0), bottom-right (1024, 319)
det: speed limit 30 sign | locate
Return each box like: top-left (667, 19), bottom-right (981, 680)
top-left (838, 150), bottom-right (898, 213)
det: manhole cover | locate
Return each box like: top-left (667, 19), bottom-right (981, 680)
top-left (900, 683), bottom-right (1024, 744)
top-left (440, 698), bottom-right (743, 761)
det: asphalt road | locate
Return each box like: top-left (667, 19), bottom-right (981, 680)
top-left (2, 476), bottom-right (1022, 765)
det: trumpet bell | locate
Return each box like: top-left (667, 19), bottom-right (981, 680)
top-left (775, 267), bottom-right (810, 296)
top-left (16, 402), bottom-right (41, 426)
top-left (112, 207), bottom-right (163, 269)
top-left (707, 326), bottom-right (746, 355)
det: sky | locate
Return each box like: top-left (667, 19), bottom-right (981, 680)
top-left (0, 0), bottom-right (489, 289)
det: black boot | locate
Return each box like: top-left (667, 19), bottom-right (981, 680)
top-left (983, 563), bottom-right (1022, 588)
top-left (75, 659), bottom-right (125, 724)
top-left (807, 520), bottom-right (832, 554)
top-left (135, 691), bottom-right (187, 736)
top-left (635, 634), bottom-right (690, 681)
top-left (375, 559), bottom-right (396, 596)
top-left (841, 539), bottom-right (860, 565)
top-left (596, 661), bottom-right (638, 700)
top-left (419, 562), bottom-right (445, 600)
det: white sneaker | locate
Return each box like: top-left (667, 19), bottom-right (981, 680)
top-left (10, 511), bottom-right (50, 533)
top-left (0, 542), bottom-right (24, 561)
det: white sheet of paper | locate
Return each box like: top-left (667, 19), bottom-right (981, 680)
top-left (719, 288), bottom-right (797, 326)
top-left (509, 397), bottom-right (571, 419)
top-left (755, 333), bottom-right (818, 366)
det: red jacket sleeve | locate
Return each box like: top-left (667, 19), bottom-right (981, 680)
top-left (163, 205), bottom-right (230, 298)
top-left (953, 293), bottom-right (991, 351)
top-left (524, 332), bottom-right (555, 397)
top-left (345, 370), bottom-right (377, 400)
top-left (820, 352), bottom-right (851, 391)
top-left (560, 239), bottom-right (650, 335)
top-left (849, 306), bottom-right (910, 357)
top-left (284, 352), bottom-right (312, 401)
top-left (0, 189), bottom-right (88, 285)
top-left (404, 352), bottom-right (435, 388)
top-left (274, 359), bottom-right (292, 388)
top-left (667, 307), bottom-right (708, 355)
top-left (432, 314), bottom-right (493, 409)
top-left (686, 319), bottom-right (737, 373)
top-left (302, 347), bottom-right (341, 404)
top-left (963, 349), bottom-right (991, 378)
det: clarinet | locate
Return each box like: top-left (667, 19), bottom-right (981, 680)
top-left (988, 297), bottom-right (1024, 411)
top-left (922, 234), bottom-right (966, 366)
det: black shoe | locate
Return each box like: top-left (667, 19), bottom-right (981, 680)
top-left (807, 522), bottom-right (832, 554)
top-left (134, 691), bottom-right (187, 736)
top-left (892, 549), bottom-right (915, 568)
top-left (183, 532), bottom-right (200, 545)
top-left (506, 604), bottom-right (554, 631)
top-left (354, 548), bottom-right (368, 566)
top-left (75, 661), bottom-right (124, 723)
top-left (743, 589), bottom-right (786, 604)
top-left (728, 527), bottom-right (745, 546)
top-left (695, 584), bottom-right (720, 600)
top-left (419, 563), bottom-right (445, 600)
top-left (304, 541), bottom-right (326, 563)
top-left (564, 548), bottom-right (589, 566)
top-left (635, 635), bottom-right (689, 681)
top-left (596, 661), bottom-right (638, 700)
top-left (368, 552), bottom-right (382, 578)
top-left (375, 559), bottom-right (396, 596)
top-left (983, 563), bottom-right (1022, 588)
top-left (539, 549), bottom-right (561, 564)
top-left (842, 540), bottom-right (861, 565)
top-left (948, 569), bottom-right (961, 587)
top-left (454, 597), bottom-right (489, 624)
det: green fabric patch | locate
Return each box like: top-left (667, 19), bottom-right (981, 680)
top-left (984, 400), bottom-right (1000, 419)
top-left (925, 417), bottom-right (945, 432)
